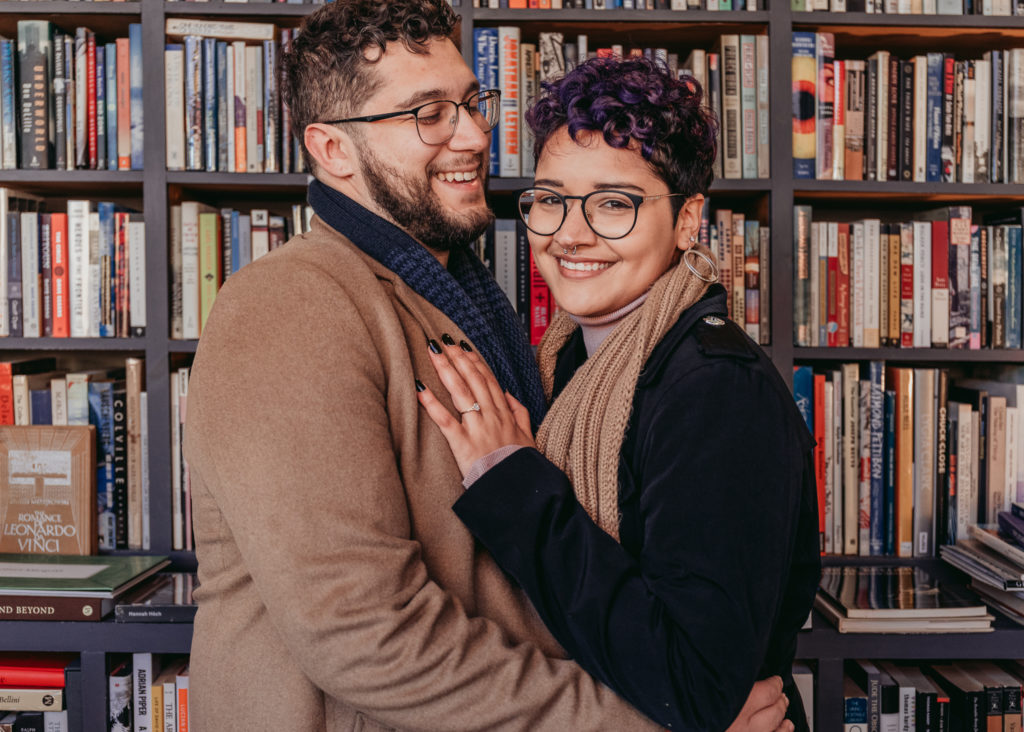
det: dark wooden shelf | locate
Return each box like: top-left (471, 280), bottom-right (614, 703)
top-left (0, 337), bottom-right (148, 351)
top-left (795, 347), bottom-right (1024, 362)
top-left (0, 620), bottom-right (193, 654)
top-left (0, 1), bottom-right (140, 14)
top-left (0, 170), bottom-right (144, 193)
top-left (163, 1), bottom-right (317, 16)
top-left (167, 171), bottom-right (311, 191)
top-left (473, 8), bottom-right (770, 22)
top-left (794, 180), bottom-right (1024, 200)
top-left (168, 339), bottom-right (198, 354)
top-left (793, 10), bottom-right (1024, 27)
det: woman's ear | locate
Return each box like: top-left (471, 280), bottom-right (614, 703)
top-left (674, 194), bottom-right (705, 252)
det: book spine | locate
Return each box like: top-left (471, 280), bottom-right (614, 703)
top-left (39, 214), bottom-right (51, 337)
top-left (232, 41), bottom-right (247, 173)
top-left (740, 35), bottom-right (758, 179)
top-left (792, 32), bottom-right (817, 179)
top-left (245, 45), bottom-right (262, 173)
top-left (203, 37), bottom-right (217, 173)
top-left (815, 33), bottom-right (835, 180)
top-left (899, 58), bottom-right (914, 181)
top-left (498, 27), bottom-right (520, 177)
top-left (180, 202), bottom-right (201, 340)
top-left (126, 357), bottom-right (144, 550)
top-left (833, 59), bottom-right (846, 180)
top-left (216, 42), bottom-right (229, 173)
top-left (942, 54), bottom-right (956, 182)
top-left (913, 221), bottom-right (932, 348)
top-left (184, 37), bottom-right (203, 172)
top-left (7, 212), bottom-right (22, 338)
top-left (116, 37), bottom-right (130, 170)
top-left (846, 61), bottom-right (866, 180)
top-left (96, 45), bottom-right (106, 171)
top-left (198, 212), bottom-right (221, 336)
top-left (886, 55), bottom-right (900, 181)
top-left (837, 223), bottom-right (850, 346)
top-left (17, 21), bottom-right (53, 169)
top-left (0, 40), bottom-right (16, 169)
top-left (106, 42), bottom-right (117, 170)
top-left (794, 205), bottom-right (812, 345)
top-left (20, 212), bottom-right (40, 338)
top-left (263, 40), bottom-right (279, 174)
top-left (132, 652), bottom-right (153, 732)
top-left (721, 35), bottom-right (741, 179)
top-left (129, 24), bottom-right (143, 169)
top-left (866, 55), bottom-right (880, 182)
top-left (52, 34), bottom-right (66, 172)
top-left (97, 202), bottom-right (114, 338)
top-left (900, 222), bottom-right (914, 348)
top-left (756, 35), bottom-right (770, 179)
top-left (86, 31), bottom-right (97, 170)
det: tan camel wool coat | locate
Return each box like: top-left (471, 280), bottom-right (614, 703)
top-left (183, 214), bottom-right (657, 732)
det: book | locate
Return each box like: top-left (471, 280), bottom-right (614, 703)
top-left (114, 573), bottom-right (197, 623)
top-left (818, 565), bottom-right (989, 618)
top-left (0, 553), bottom-right (169, 599)
top-left (0, 688), bottom-right (62, 712)
top-left (0, 656), bottom-right (74, 689)
top-left (0, 426), bottom-right (97, 555)
top-left (816, 595), bottom-right (993, 633)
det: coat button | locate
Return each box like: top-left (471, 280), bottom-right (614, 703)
top-left (702, 316), bottom-right (725, 326)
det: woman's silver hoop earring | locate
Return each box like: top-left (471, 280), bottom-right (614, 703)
top-left (561, 246), bottom-right (577, 256)
top-left (683, 248), bottom-right (719, 283)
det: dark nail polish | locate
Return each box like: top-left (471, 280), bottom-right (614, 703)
top-left (441, 333), bottom-right (456, 347)
top-left (428, 339), bottom-right (442, 354)
top-left (415, 379), bottom-right (426, 392)
top-left (459, 340), bottom-right (473, 352)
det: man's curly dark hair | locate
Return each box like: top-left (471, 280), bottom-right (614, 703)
top-left (281, 0), bottom-right (458, 172)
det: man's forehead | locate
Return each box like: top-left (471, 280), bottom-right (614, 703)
top-left (366, 38), bottom-right (477, 106)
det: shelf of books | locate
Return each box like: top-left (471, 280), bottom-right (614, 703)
top-left (1, 0), bottom-right (1024, 729)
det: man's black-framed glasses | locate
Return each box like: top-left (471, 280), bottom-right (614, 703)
top-left (517, 187), bottom-right (688, 240)
top-left (322, 89), bottom-right (501, 146)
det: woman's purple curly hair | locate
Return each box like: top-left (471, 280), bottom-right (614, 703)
top-left (526, 56), bottom-right (717, 202)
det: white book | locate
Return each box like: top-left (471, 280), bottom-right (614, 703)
top-left (852, 221), bottom-right (865, 348)
top-left (67, 200), bottom-right (91, 338)
top-left (164, 18), bottom-right (276, 41)
top-left (957, 403), bottom-right (975, 538)
top-left (1007, 407), bottom-right (1019, 511)
top-left (132, 652), bottom-right (154, 732)
top-left (250, 209), bottom-right (269, 261)
top-left (809, 221), bottom-right (819, 347)
top-left (165, 44), bottom-right (185, 171)
top-left (180, 201), bottom-right (210, 340)
top-left (720, 35), bottom-right (742, 180)
top-left (226, 47), bottom-right (235, 173)
top-left (520, 43), bottom-right (536, 179)
top-left (128, 217), bottom-right (146, 335)
top-left (842, 362), bottom-right (859, 555)
top-left (43, 710), bottom-right (68, 732)
top-left (493, 220), bottom-right (517, 308)
top-left (50, 377), bottom-right (67, 426)
top-left (245, 45), bottom-right (262, 174)
top-left (913, 368), bottom-right (936, 557)
top-left (913, 221), bottom-right (932, 348)
top-left (11, 375), bottom-right (29, 426)
top-left (65, 372), bottom-right (91, 426)
top-left (823, 378), bottom-right (834, 555)
top-left (20, 211), bottom-right (40, 338)
top-left (874, 51), bottom-right (890, 182)
top-left (962, 64), bottom-right (976, 184)
top-left (864, 219), bottom-right (881, 348)
top-left (87, 211), bottom-right (100, 338)
top-left (497, 27), bottom-right (520, 177)
top-left (0, 188), bottom-right (43, 336)
top-left (913, 56), bottom-right (928, 182)
top-left (974, 59), bottom-right (991, 183)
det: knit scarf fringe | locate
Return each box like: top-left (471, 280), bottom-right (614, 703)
top-left (535, 244), bottom-right (715, 541)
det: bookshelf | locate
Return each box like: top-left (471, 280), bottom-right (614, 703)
top-left (0, 0), bottom-right (1022, 730)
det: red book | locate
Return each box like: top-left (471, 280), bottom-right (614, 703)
top-left (86, 31), bottom-right (97, 170)
top-left (900, 226), bottom-right (914, 348)
top-left (836, 222), bottom-right (851, 347)
top-left (116, 38), bottom-right (131, 170)
top-left (931, 218), bottom-right (950, 348)
top-left (0, 654), bottom-right (75, 688)
top-left (528, 253), bottom-right (549, 346)
top-left (50, 213), bottom-right (70, 338)
top-left (813, 372), bottom-right (826, 553)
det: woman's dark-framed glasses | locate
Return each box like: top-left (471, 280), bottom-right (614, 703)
top-left (517, 187), bottom-right (687, 240)
top-left (321, 89), bottom-right (501, 146)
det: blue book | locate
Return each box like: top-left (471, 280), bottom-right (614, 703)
top-left (96, 45), bottom-right (106, 171)
top-left (883, 390), bottom-right (896, 556)
top-left (238, 213), bottom-right (251, 270)
top-left (926, 53), bottom-right (943, 183)
top-left (1008, 225), bottom-right (1022, 348)
top-left (183, 36), bottom-right (202, 172)
top-left (216, 42), bottom-right (229, 173)
top-left (868, 361), bottom-right (885, 556)
top-left (97, 202), bottom-right (115, 338)
top-left (129, 23), bottom-right (143, 170)
top-left (0, 40), bottom-right (14, 169)
top-left (29, 388), bottom-right (51, 425)
top-left (473, 28), bottom-right (499, 178)
top-left (105, 42), bottom-right (117, 170)
top-left (230, 210), bottom-right (241, 275)
top-left (791, 32), bottom-right (817, 180)
top-left (792, 365), bottom-right (814, 435)
top-left (203, 37), bottom-right (217, 173)
top-left (87, 379), bottom-right (117, 551)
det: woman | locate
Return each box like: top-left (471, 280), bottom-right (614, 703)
top-left (417, 56), bottom-right (820, 731)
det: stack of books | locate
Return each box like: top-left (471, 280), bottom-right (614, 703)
top-left (0, 654), bottom-right (76, 730)
top-left (0, 554), bottom-right (169, 622)
top-left (941, 508), bottom-right (1024, 624)
top-left (815, 565), bottom-right (994, 632)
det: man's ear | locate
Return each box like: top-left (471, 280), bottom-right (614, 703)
top-left (674, 193), bottom-right (704, 251)
top-left (304, 123), bottom-right (359, 180)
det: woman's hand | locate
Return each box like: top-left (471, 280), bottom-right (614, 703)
top-left (416, 334), bottom-right (535, 478)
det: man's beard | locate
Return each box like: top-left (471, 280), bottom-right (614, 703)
top-left (359, 147), bottom-right (494, 253)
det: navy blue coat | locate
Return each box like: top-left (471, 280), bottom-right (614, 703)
top-left (454, 285), bottom-right (821, 732)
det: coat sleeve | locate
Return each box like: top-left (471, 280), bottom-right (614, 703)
top-left (453, 359), bottom-right (810, 732)
top-left (184, 259), bottom-right (659, 732)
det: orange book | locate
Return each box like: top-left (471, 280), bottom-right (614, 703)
top-left (116, 38), bottom-right (131, 170)
top-left (233, 42), bottom-right (247, 173)
top-left (50, 213), bottom-right (70, 338)
top-left (887, 366), bottom-right (915, 557)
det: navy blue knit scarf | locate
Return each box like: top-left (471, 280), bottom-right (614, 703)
top-left (308, 179), bottom-right (547, 427)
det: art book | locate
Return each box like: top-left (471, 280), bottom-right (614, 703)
top-left (0, 425), bottom-right (97, 555)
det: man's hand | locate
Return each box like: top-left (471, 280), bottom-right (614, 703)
top-left (724, 676), bottom-right (793, 732)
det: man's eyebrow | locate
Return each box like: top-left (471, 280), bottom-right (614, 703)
top-left (395, 81), bottom-right (481, 110)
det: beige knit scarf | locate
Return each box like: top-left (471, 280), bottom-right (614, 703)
top-left (535, 243), bottom-right (716, 541)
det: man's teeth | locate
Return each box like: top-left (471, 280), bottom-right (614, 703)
top-left (436, 170), bottom-right (478, 182)
top-left (559, 258), bottom-right (611, 272)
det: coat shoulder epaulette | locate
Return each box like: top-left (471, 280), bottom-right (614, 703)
top-left (693, 315), bottom-right (757, 361)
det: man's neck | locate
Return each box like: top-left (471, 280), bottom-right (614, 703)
top-left (314, 175), bottom-right (449, 268)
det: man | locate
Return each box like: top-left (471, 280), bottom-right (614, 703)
top-left (183, 1), bottom-right (797, 730)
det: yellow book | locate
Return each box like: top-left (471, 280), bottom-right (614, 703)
top-left (198, 212), bottom-right (222, 335)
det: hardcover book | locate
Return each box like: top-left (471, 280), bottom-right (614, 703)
top-left (114, 573), bottom-right (197, 623)
top-left (0, 426), bottom-right (97, 555)
top-left (818, 565), bottom-right (989, 618)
